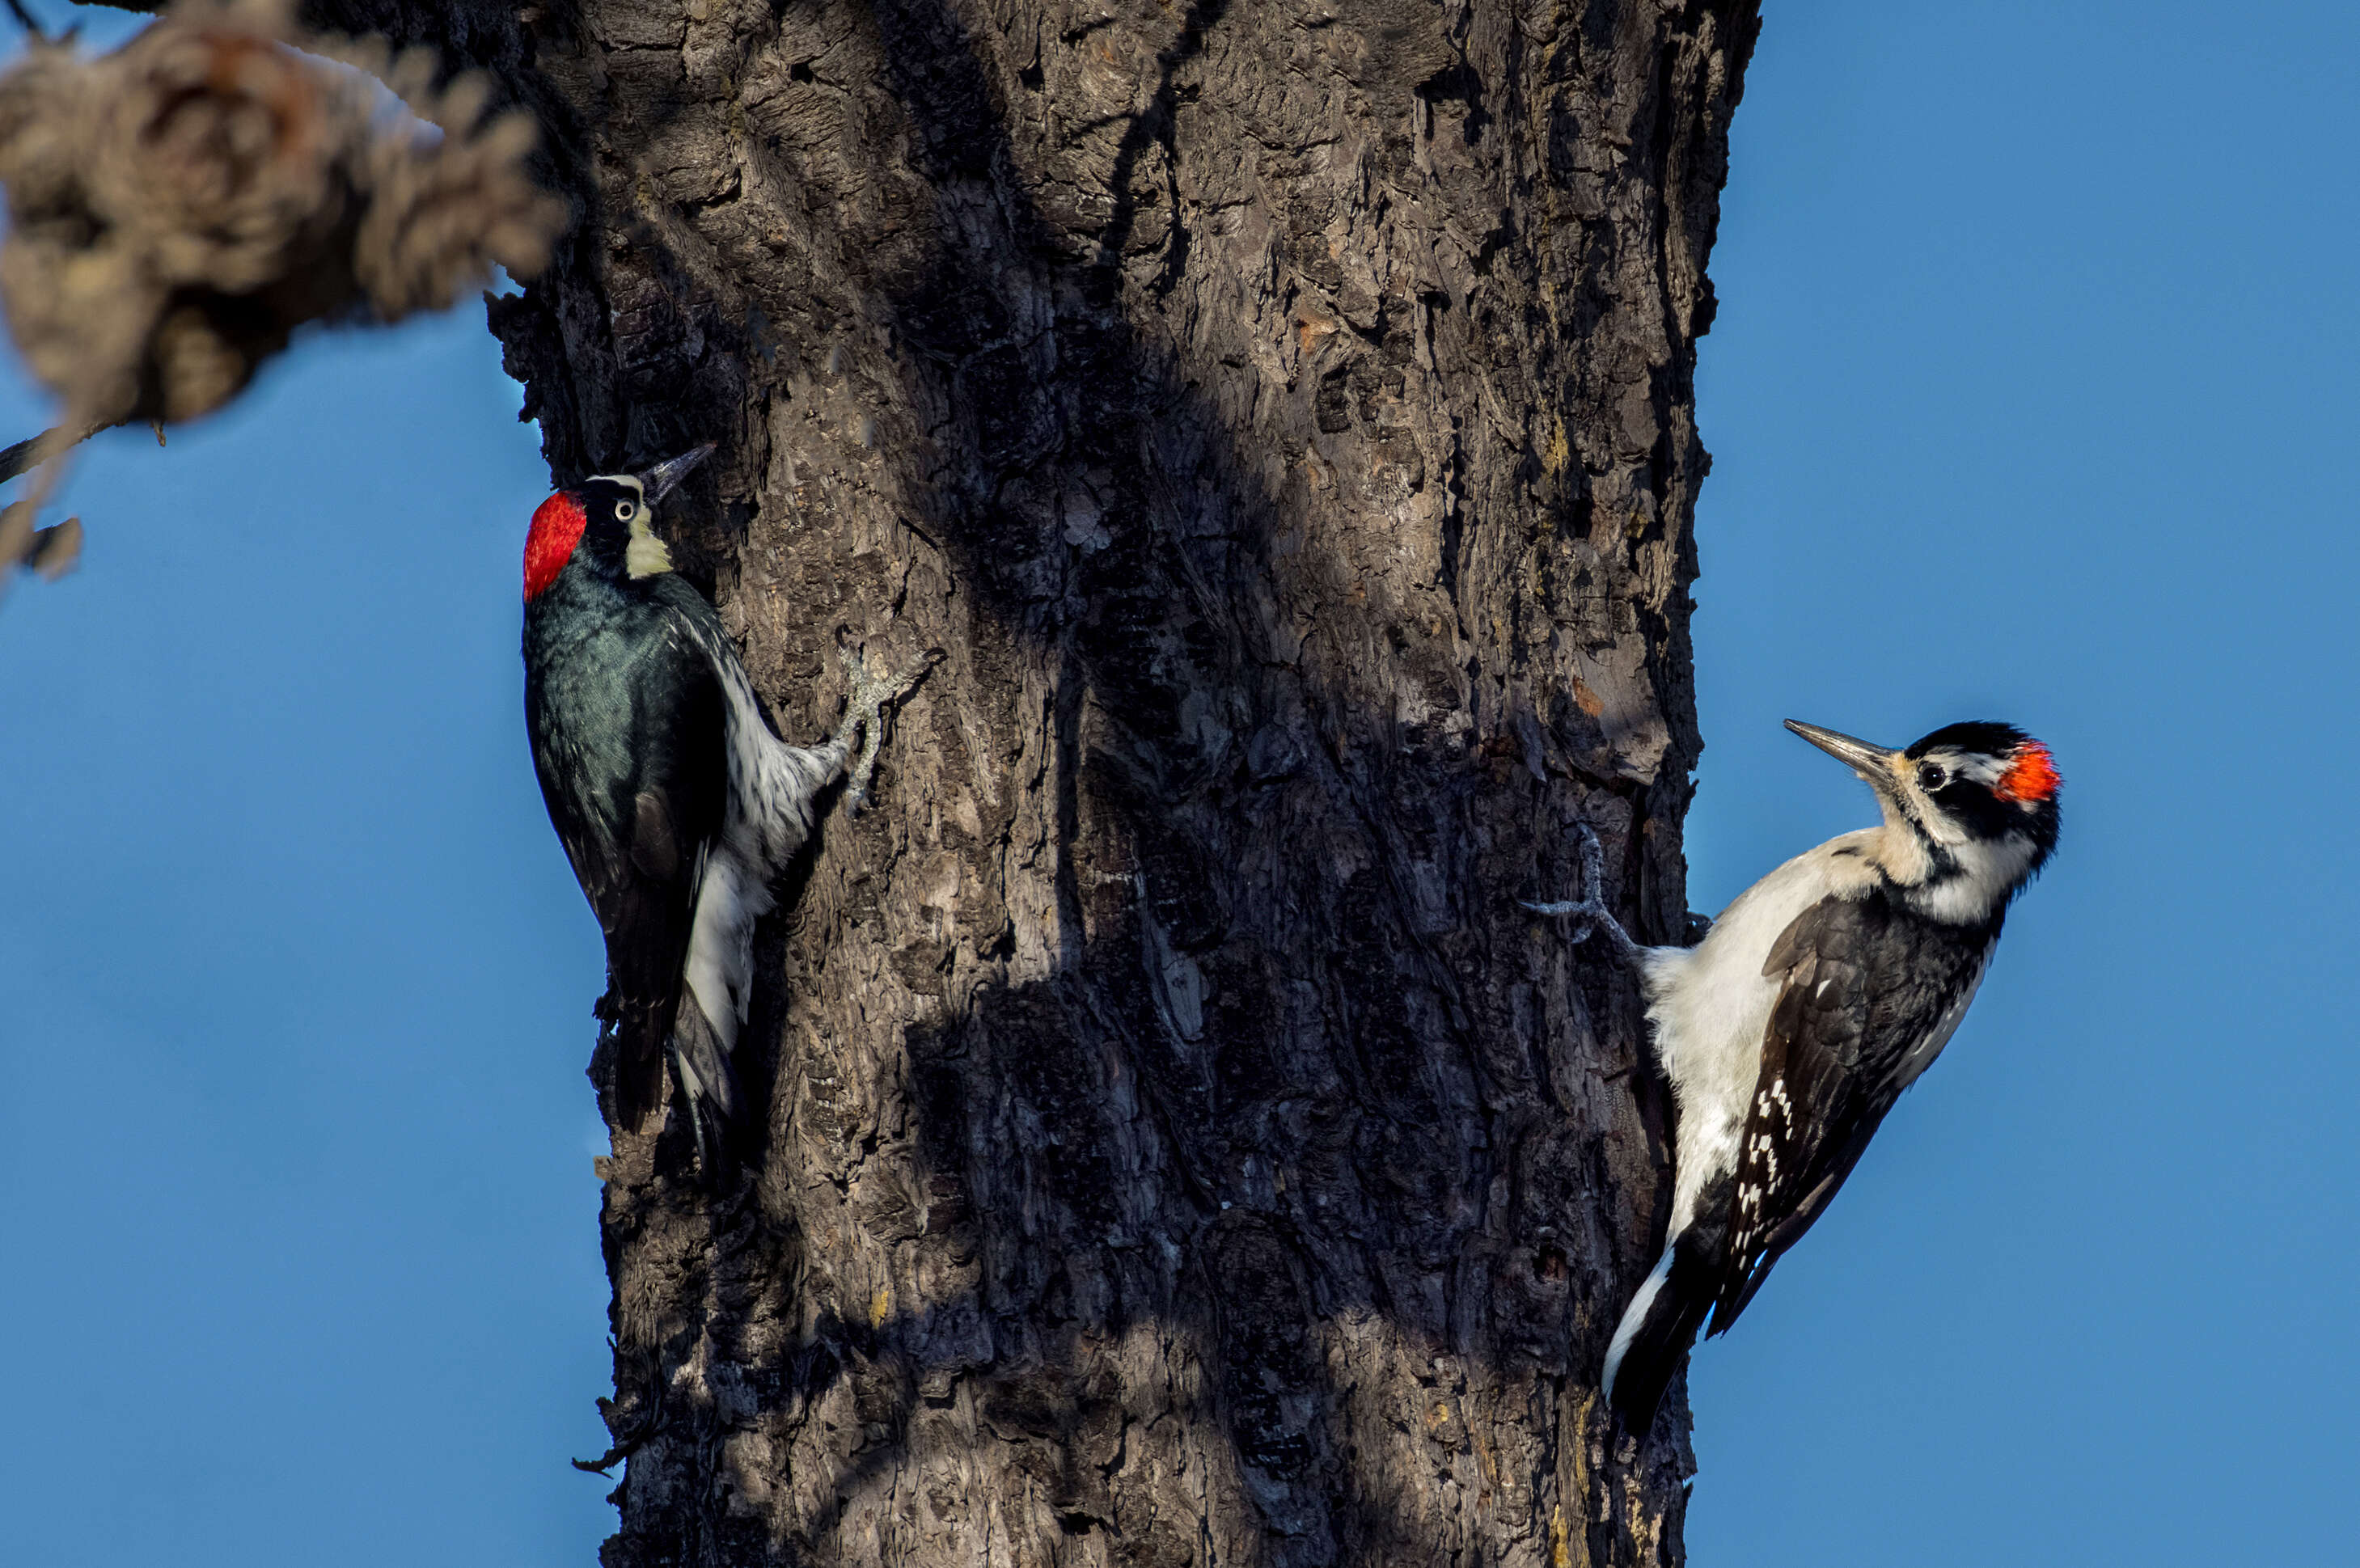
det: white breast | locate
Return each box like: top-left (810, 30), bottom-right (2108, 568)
top-left (1638, 832), bottom-right (1880, 1232)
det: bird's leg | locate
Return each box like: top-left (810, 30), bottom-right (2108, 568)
top-left (835, 646), bottom-right (944, 812)
top-left (1521, 822), bottom-right (1647, 967)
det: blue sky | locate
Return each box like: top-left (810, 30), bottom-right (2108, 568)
top-left (1683, 2), bottom-right (2358, 1562)
top-left (2, 3), bottom-right (2354, 1564)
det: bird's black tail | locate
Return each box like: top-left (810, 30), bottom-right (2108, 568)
top-left (669, 1000), bottom-right (746, 1185)
top-left (1601, 1228), bottom-right (1721, 1431)
top-left (594, 988), bottom-right (670, 1135)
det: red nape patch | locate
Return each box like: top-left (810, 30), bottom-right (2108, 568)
top-left (523, 492), bottom-right (587, 600)
top-left (1997, 741), bottom-right (2061, 803)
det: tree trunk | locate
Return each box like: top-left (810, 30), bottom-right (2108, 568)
top-left (343, 1), bottom-right (1757, 1560)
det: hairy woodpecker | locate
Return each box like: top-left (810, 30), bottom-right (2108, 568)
top-left (522, 444), bottom-right (925, 1176)
top-left (1528, 719), bottom-right (2061, 1429)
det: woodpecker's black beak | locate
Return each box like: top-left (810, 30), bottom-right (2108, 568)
top-left (1786, 721), bottom-right (1905, 790)
top-left (637, 443), bottom-right (716, 505)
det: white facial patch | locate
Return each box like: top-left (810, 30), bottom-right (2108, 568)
top-left (1949, 750), bottom-right (2008, 788)
top-left (586, 474), bottom-right (674, 579)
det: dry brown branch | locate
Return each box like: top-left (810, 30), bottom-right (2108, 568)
top-left (0, 0), bottom-right (566, 573)
top-left (0, 421), bottom-right (82, 484)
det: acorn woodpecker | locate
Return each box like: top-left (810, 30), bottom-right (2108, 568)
top-left (1527, 719), bottom-right (2062, 1429)
top-left (521, 445), bottom-right (926, 1176)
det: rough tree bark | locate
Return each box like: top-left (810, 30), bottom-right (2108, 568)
top-left (323, 2), bottom-right (1757, 1561)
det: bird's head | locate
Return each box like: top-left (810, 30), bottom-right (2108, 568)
top-left (1787, 717), bottom-right (2062, 918)
top-left (522, 444), bottom-right (714, 600)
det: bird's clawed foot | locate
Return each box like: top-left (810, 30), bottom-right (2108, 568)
top-left (1520, 822), bottom-right (1646, 966)
top-left (837, 645), bottom-right (945, 813)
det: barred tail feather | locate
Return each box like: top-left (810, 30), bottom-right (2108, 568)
top-left (1601, 1230), bottom-right (1720, 1431)
top-left (670, 991), bottom-right (745, 1182)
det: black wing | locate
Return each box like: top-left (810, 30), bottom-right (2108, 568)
top-left (525, 596), bottom-right (727, 1129)
top-left (1706, 890), bottom-right (1998, 1334)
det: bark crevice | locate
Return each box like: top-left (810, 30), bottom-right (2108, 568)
top-left (314, 1), bottom-right (1762, 1561)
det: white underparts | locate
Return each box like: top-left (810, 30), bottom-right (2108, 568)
top-left (1637, 842), bottom-right (1851, 1236)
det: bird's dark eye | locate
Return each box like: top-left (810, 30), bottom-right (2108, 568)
top-left (615, 501), bottom-right (636, 522)
top-left (1918, 763), bottom-right (1948, 792)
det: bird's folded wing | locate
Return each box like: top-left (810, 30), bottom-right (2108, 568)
top-left (1708, 891), bottom-right (1989, 1332)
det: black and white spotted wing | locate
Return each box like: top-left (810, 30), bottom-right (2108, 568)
top-left (1706, 888), bottom-right (2001, 1335)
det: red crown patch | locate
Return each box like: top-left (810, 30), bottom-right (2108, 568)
top-left (524, 492), bottom-right (587, 600)
top-left (1995, 741), bottom-right (2060, 803)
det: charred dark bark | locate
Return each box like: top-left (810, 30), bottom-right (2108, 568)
top-left (324, 2), bottom-right (1757, 1561)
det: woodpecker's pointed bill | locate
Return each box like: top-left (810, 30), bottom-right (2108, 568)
top-left (638, 442), bottom-right (715, 504)
top-left (1784, 720), bottom-right (1900, 784)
